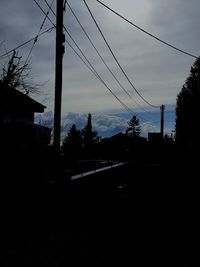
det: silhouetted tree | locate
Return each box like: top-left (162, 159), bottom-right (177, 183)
top-left (164, 133), bottom-right (175, 144)
top-left (0, 50), bottom-right (39, 94)
top-left (175, 57), bottom-right (200, 145)
top-left (82, 113), bottom-right (100, 147)
top-left (62, 124), bottom-right (82, 158)
top-left (81, 113), bottom-right (101, 158)
top-left (126, 115), bottom-right (141, 141)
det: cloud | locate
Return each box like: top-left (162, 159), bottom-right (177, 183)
top-left (35, 111), bottom-right (129, 138)
top-left (0, 0), bottom-right (199, 136)
top-left (35, 108), bottom-right (175, 140)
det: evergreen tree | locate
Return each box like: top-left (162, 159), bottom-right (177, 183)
top-left (62, 124), bottom-right (82, 157)
top-left (126, 115), bottom-right (141, 140)
top-left (175, 57), bottom-right (200, 145)
top-left (82, 113), bottom-right (99, 147)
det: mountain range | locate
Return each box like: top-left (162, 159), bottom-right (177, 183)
top-left (35, 109), bottom-right (175, 141)
top-left (35, 111), bottom-right (129, 140)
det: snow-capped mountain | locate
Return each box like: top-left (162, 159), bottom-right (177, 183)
top-left (35, 111), bottom-right (129, 139)
top-left (35, 108), bottom-right (175, 140)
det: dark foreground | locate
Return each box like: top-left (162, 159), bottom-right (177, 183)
top-left (0, 147), bottom-right (199, 266)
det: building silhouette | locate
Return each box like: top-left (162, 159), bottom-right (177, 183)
top-left (0, 85), bottom-right (51, 146)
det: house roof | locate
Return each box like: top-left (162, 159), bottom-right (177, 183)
top-left (0, 85), bottom-right (46, 113)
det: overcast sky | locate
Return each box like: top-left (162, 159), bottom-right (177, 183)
top-left (0, 0), bottom-right (200, 133)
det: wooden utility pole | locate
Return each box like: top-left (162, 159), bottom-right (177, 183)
top-left (160, 104), bottom-right (165, 139)
top-left (53, 0), bottom-right (64, 153)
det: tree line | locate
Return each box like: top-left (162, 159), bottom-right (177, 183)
top-left (175, 57), bottom-right (200, 147)
top-left (61, 113), bottom-right (141, 159)
top-left (1, 50), bottom-right (200, 150)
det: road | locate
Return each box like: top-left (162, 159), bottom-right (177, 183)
top-left (46, 159), bottom-right (198, 265)
top-left (63, 160), bottom-right (186, 216)
top-left (1, 159), bottom-right (198, 266)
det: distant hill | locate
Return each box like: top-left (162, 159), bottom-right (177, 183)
top-left (35, 111), bottom-right (128, 139)
top-left (35, 108), bottom-right (175, 141)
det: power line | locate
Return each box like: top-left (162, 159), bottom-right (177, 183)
top-left (44, 0), bottom-right (101, 80)
top-left (35, 0), bottom-right (139, 116)
top-left (95, 0), bottom-right (198, 59)
top-left (46, 0), bottom-right (157, 112)
top-left (17, 0), bottom-right (55, 85)
top-left (25, 0), bottom-right (55, 64)
top-left (34, 0), bottom-right (153, 121)
top-left (34, 0), bottom-right (56, 27)
top-left (64, 28), bottom-right (139, 116)
top-left (66, 1), bottom-right (148, 112)
top-left (44, 0), bottom-right (57, 16)
top-left (83, 0), bottom-right (159, 109)
top-left (66, 37), bottom-right (141, 116)
top-left (65, 38), bottom-right (100, 80)
top-left (0, 27), bottom-right (55, 59)
top-left (65, 34), bottom-right (150, 121)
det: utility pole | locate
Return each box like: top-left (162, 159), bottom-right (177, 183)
top-left (160, 104), bottom-right (165, 139)
top-left (53, 0), bottom-right (65, 153)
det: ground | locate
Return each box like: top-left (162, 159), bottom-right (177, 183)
top-left (0, 146), bottom-right (199, 266)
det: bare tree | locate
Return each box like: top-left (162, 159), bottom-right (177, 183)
top-left (0, 50), bottom-right (39, 95)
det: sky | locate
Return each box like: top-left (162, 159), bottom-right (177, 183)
top-left (0, 0), bottom-right (200, 137)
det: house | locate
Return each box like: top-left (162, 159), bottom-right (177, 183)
top-left (100, 133), bottom-right (129, 159)
top-left (0, 85), bottom-right (51, 146)
top-left (148, 132), bottom-right (163, 144)
top-left (100, 132), bottom-right (148, 159)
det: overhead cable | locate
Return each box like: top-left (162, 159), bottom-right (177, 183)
top-left (0, 27), bottom-right (55, 59)
top-left (44, 0), bottom-right (57, 16)
top-left (64, 28), bottom-right (140, 116)
top-left (18, 0), bottom-right (55, 81)
top-left (84, 0), bottom-right (159, 109)
top-left (67, 1), bottom-right (148, 112)
top-left (34, 0), bottom-right (56, 27)
top-left (95, 0), bottom-right (198, 59)
top-left (25, 0), bottom-right (55, 64)
top-left (35, 0), bottom-right (141, 117)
